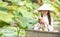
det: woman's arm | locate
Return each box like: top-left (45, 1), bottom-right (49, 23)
top-left (47, 17), bottom-right (54, 31)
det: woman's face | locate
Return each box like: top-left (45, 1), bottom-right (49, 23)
top-left (41, 10), bottom-right (48, 16)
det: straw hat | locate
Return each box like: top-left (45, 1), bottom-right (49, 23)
top-left (37, 4), bottom-right (53, 11)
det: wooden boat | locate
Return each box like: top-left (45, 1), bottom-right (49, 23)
top-left (25, 27), bottom-right (60, 37)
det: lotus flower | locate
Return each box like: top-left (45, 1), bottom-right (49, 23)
top-left (40, 19), bottom-right (45, 24)
top-left (13, 22), bottom-right (17, 27)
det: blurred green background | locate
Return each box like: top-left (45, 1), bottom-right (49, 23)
top-left (0, 0), bottom-right (60, 37)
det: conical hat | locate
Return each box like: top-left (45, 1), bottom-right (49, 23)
top-left (37, 4), bottom-right (53, 11)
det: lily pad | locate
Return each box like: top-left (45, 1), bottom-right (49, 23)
top-left (0, 12), bottom-right (13, 23)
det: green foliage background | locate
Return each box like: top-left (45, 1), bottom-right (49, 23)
top-left (0, 0), bottom-right (60, 28)
top-left (0, 0), bottom-right (60, 37)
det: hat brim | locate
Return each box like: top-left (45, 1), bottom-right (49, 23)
top-left (38, 10), bottom-right (53, 12)
top-left (37, 4), bottom-right (54, 12)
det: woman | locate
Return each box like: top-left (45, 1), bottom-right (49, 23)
top-left (34, 4), bottom-right (54, 31)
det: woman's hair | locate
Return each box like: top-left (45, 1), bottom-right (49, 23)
top-left (41, 11), bottom-right (51, 25)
